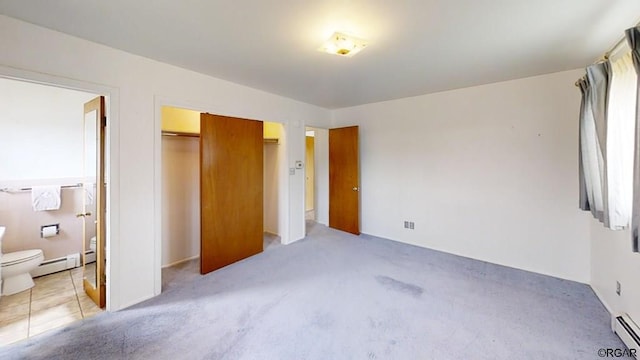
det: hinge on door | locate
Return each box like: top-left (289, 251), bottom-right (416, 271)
top-left (101, 116), bottom-right (107, 128)
top-left (100, 273), bottom-right (106, 286)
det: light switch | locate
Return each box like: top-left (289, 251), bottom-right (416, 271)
top-left (289, 168), bottom-right (296, 175)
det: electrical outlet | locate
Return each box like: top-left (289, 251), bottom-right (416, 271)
top-left (404, 221), bottom-right (415, 229)
top-left (616, 281), bottom-right (621, 296)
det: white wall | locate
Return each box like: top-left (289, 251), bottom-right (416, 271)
top-left (590, 223), bottom-right (640, 323)
top-left (161, 136), bottom-right (200, 267)
top-left (333, 69), bottom-right (591, 283)
top-left (0, 15), bottom-right (332, 310)
top-left (0, 78), bottom-right (96, 181)
top-left (0, 186), bottom-right (92, 260)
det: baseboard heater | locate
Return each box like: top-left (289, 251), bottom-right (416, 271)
top-left (613, 314), bottom-right (640, 358)
top-left (31, 252), bottom-right (80, 278)
top-left (84, 249), bottom-right (96, 264)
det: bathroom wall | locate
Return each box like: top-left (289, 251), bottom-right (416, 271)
top-left (0, 77), bottom-right (96, 181)
top-left (0, 182), bottom-right (95, 260)
top-left (0, 77), bottom-right (97, 260)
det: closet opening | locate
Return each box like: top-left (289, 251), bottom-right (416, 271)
top-left (160, 106), bottom-right (285, 289)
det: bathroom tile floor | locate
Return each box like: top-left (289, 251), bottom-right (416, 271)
top-left (0, 267), bottom-right (103, 346)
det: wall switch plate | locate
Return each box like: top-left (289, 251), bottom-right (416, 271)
top-left (616, 281), bottom-right (621, 296)
top-left (289, 168), bottom-right (296, 175)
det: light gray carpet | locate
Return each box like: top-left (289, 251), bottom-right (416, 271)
top-left (0, 222), bottom-right (624, 359)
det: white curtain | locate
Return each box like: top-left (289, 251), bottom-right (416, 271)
top-left (578, 47), bottom-right (637, 230)
top-left (579, 63), bottom-right (609, 224)
top-left (606, 51), bottom-right (637, 229)
top-left (627, 26), bottom-right (640, 252)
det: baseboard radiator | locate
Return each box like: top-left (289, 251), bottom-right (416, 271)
top-left (84, 249), bottom-right (96, 264)
top-left (613, 313), bottom-right (640, 358)
top-left (31, 252), bottom-right (81, 278)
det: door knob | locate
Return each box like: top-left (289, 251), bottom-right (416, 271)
top-left (76, 212), bottom-right (92, 218)
top-left (352, 187), bottom-right (359, 191)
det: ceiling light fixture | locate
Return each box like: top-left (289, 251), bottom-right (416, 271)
top-left (318, 32), bottom-right (368, 57)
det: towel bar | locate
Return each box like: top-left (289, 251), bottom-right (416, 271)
top-left (0, 183), bottom-right (83, 193)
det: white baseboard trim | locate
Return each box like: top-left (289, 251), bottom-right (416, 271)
top-left (591, 285), bottom-right (615, 331)
top-left (162, 255), bottom-right (199, 268)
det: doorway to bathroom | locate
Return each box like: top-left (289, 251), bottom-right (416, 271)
top-left (160, 106), bottom-right (286, 290)
top-left (0, 77), bottom-right (110, 345)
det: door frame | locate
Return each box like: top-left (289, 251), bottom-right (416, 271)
top-left (304, 127), bottom-right (330, 228)
top-left (0, 65), bottom-right (119, 311)
top-left (303, 125), bottom-right (360, 235)
top-left (153, 98), bottom-right (291, 294)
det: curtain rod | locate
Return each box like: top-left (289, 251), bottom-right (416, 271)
top-left (602, 36), bottom-right (629, 61)
top-left (599, 18), bottom-right (640, 62)
top-left (574, 20), bottom-right (640, 87)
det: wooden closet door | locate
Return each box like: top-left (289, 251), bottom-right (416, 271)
top-left (200, 114), bottom-right (263, 274)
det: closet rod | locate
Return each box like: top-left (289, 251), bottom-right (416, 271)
top-left (161, 131), bottom-right (280, 144)
top-left (162, 131), bottom-right (199, 138)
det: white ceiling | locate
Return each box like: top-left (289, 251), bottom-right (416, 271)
top-left (1, 1), bottom-right (640, 109)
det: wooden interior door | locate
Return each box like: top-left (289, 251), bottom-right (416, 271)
top-left (200, 113), bottom-right (264, 274)
top-left (82, 96), bottom-right (106, 308)
top-left (329, 126), bottom-right (360, 235)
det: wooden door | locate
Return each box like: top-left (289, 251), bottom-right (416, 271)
top-left (329, 126), bottom-right (360, 235)
top-left (82, 96), bottom-right (106, 308)
top-left (200, 113), bottom-right (263, 274)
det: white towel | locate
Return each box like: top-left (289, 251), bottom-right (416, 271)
top-left (31, 185), bottom-right (61, 211)
top-left (83, 183), bottom-right (95, 205)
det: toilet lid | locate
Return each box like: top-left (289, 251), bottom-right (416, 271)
top-left (1, 249), bottom-right (43, 267)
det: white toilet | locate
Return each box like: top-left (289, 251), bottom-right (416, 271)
top-left (0, 227), bottom-right (44, 296)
